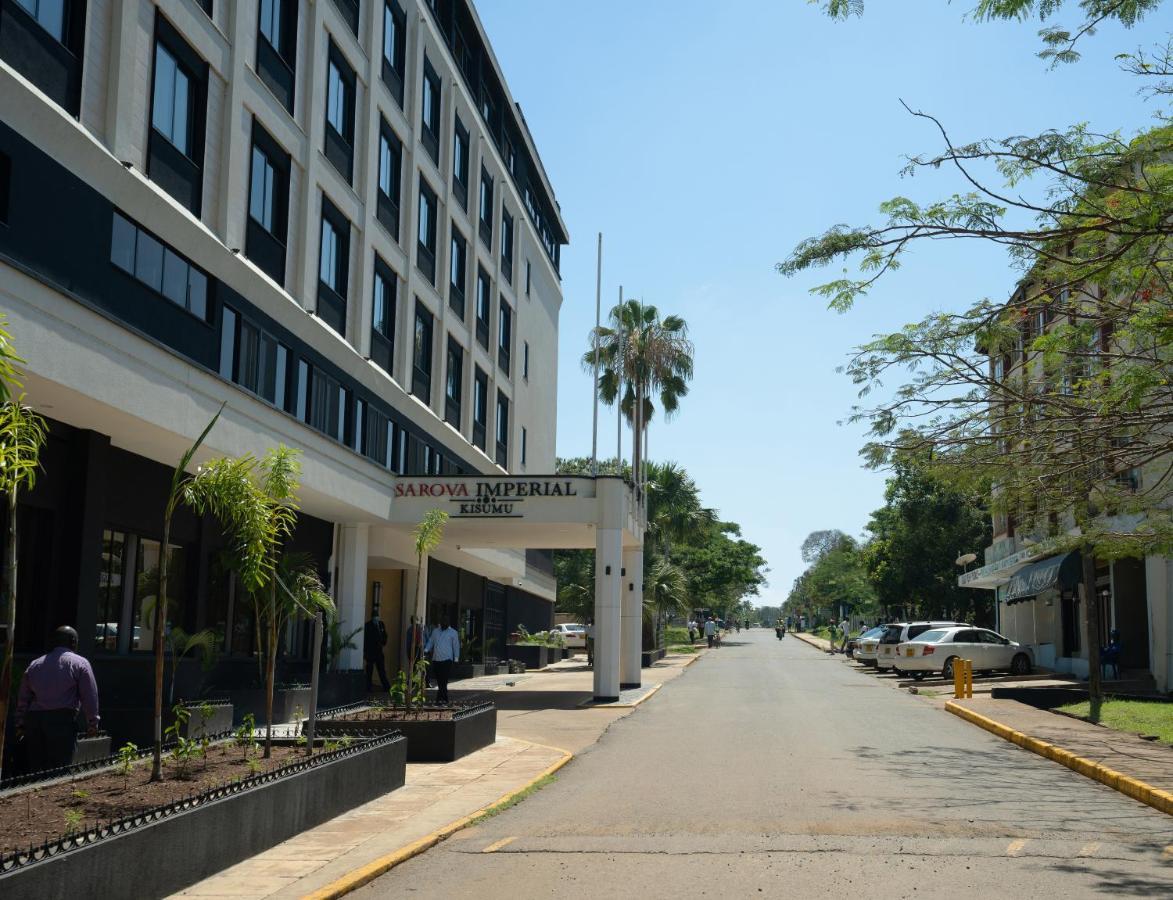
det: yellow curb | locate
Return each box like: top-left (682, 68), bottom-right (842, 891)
top-left (792, 632), bottom-right (832, 652)
top-left (301, 745), bottom-right (573, 900)
top-left (945, 701), bottom-right (1173, 817)
top-left (683, 652), bottom-right (703, 668)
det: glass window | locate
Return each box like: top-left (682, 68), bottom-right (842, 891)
top-left (152, 44), bottom-right (191, 155)
top-left (273, 344), bottom-right (288, 409)
top-left (378, 131), bottom-right (399, 201)
top-left (474, 369), bottom-right (487, 425)
top-left (523, 341), bottom-right (529, 379)
top-left (414, 308), bottom-right (432, 373)
top-left (499, 300), bottom-right (511, 353)
top-left (134, 229), bottom-right (164, 292)
top-left (327, 58), bottom-right (347, 135)
top-left (16, 0), bottom-right (66, 42)
top-left (496, 392), bottom-right (509, 446)
top-left (446, 341), bottom-right (462, 402)
top-left (188, 268), bottom-right (208, 319)
top-left (476, 269), bottom-right (490, 323)
top-left (421, 60), bottom-right (440, 135)
top-left (417, 182), bottom-right (436, 253)
top-left (110, 213), bottom-right (136, 273)
top-left (521, 427), bottom-right (527, 465)
top-left (219, 307), bottom-right (237, 379)
top-left (453, 118), bottom-right (469, 188)
top-left (133, 540), bottom-right (186, 653)
top-left (382, 3), bottom-right (398, 67)
top-left (161, 248), bottom-right (189, 307)
top-left (320, 216), bottom-right (339, 290)
top-left (296, 359), bottom-right (309, 419)
top-left (373, 269), bottom-right (393, 336)
top-left (96, 529), bottom-right (127, 652)
top-left (479, 169), bottom-right (492, 226)
top-left (450, 229), bottom-right (465, 297)
top-left (259, 0), bottom-right (283, 51)
top-left (914, 629), bottom-right (947, 643)
top-left (250, 145), bottom-right (275, 231)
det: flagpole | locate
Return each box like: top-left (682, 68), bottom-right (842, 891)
top-left (616, 286), bottom-right (624, 475)
top-left (591, 233), bottom-right (602, 477)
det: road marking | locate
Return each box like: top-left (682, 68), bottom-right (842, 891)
top-left (481, 836), bottom-right (517, 854)
top-left (1006, 839), bottom-right (1028, 857)
top-left (1077, 842), bottom-right (1100, 858)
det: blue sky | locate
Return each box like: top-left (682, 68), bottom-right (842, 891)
top-left (476, 0), bottom-right (1166, 608)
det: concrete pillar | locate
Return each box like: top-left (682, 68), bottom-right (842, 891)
top-left (336, 524), bottom-right (369, 670)
top-left (621, 546), bottom-right (644, 689)
top-left (593, 528), bottom-right (622, 702)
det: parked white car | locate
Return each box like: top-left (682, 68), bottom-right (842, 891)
top-left (554, 623), bottom-right (587, 649)
top-left (876, 621), bottom-right (969, 671)
top-left (895, 626), bottom-right (1034, 680)
top-left (852, 626), bottom-right (888, 666)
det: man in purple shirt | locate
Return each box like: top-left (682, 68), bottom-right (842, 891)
top-left (16, 626), bottom-right (100, 771)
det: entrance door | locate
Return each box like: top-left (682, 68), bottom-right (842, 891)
top-left (1060, 590), bottom-right (1081, 658)
top-left (1112, 558), bottom-right (1150, 669)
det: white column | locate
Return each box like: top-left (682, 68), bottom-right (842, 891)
top-left (593, 528), bottom-right (622, 701)
top-left (336, 524), bottom-right (369, 670)
top-left (621, 546), bottom-right (644, 689)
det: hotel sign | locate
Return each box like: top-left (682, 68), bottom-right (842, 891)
top-left (394, 479), bottom-right (582, 518)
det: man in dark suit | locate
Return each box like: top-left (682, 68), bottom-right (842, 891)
top-left (363, 612), bottom-right (390, 692)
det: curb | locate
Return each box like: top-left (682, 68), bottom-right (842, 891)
top-left (792, 632), bottom-right (833, 653)
top-left (945, 701), bottom-right (1173, 817)
top-left (301, 746), bottom-right (574, 900)
top-left (576, 682), bottom-right (663, 709)
top-left (683, 652), bottom-right (702, 668)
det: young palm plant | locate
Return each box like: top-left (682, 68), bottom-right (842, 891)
top-left (407, 510), bottom-right (448, 712)
top-left (582, 301), bottom-right (694, 493)
top-left (0, 395), bottom-right (47, 781)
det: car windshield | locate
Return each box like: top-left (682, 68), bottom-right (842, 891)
top-left (881, 625), bottom-right (904, 642)
top-left (912, 629), bottom-right (948, 643)
top-left (860, 627), bottom-right (884, 639)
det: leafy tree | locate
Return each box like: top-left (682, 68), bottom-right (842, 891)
top-left (646, 461), bottom-right (715, 563)
top-left (863, 460), bottom-right (992, 622)
top-left (676, 522), bottom-right (769, 618)
top-left (786, 533), bottom-right (876, 624)
top-left (785, 2), bottom-right (1172, 706)
top-left (583, 301), bottom-right (694, 488)
top-left (0, 387), bottom-right (46, 780)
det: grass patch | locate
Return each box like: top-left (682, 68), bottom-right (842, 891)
top-left (668, 644), bottom-right (698, 654)
top-left (1057, 699), bottom-right (1173, 744)
top-left (811, 626), bottom-right (834, 642)
top-left (469, 774), bottom-right (558, 825)
top-left (665, 626), bottom-right (694, 644)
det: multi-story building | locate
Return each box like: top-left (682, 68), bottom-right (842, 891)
top-left (0, 0), bottom-right (572, 739)
top-left (958, 281), bottom-right (1172, 692)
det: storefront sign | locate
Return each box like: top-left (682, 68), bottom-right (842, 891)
top-left (394, 479), bottom-right (581, 518)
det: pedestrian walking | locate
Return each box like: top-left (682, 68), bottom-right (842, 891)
top-left (16, 626), bottom-right (99, 773)
top-left (704, 616), bottom-right (717, 648)
top-left (586, 620), bottom-right (595, 667)
top-left (840, 619), bottom-right (853, 652)
top-left (424, 616), bottom-right (461, 703)
top-left (363, 611), bottom-right (390, 691)
top-left (687, 619), bottom-right (697, 643)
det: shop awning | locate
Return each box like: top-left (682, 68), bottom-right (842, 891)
top-left (1003, 551), bottom-right (1082, 605)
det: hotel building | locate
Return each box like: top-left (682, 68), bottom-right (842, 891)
top-left (0, 0), bottom-right (607, 741)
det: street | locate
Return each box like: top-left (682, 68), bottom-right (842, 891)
top-left (354, 630), bottom-right (1173, 899)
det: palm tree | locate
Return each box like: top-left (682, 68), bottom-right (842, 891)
top-left (583, 300), bottom-right (694, 492)
top-left (646, 461), bottom-right (714, 562)
top-left (643, 558), bottom-right (689, 626)
top-left (408, 510), bottom-right (447, 710)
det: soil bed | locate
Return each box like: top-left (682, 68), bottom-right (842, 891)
top-left (328, 704), bottom-right (471, 723)
top-left (0, 741), bottom-right (331, 855)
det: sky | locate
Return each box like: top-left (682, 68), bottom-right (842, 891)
top-left (475, 0), bottom-right (1167, 609)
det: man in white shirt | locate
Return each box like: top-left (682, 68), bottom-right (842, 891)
top-left (703, 617), bottom-right (717, 649)
top-left (424, 616), bottom-right (461, 703)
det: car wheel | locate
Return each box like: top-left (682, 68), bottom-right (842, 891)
top-left (912, 672), bottom-right (926, 681)
top-left (1011, 653), bottom-right (1032, 676)
top-left (942, 657), bottom-right (958, 680)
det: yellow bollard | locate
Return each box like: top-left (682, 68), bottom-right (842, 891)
top-left (954, 659), bottom-right (974, 699)
top-left (963, 659), bottom-right (974, 699)
top-left (954, 660), bottom-right (963, 698)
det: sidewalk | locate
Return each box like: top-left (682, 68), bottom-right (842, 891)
top-left (949, 695), bottom-right (1173, 811)
top-left (173, 651), bottom-right (700, 897)
top-left (792, 631), bottom-right (833, 652)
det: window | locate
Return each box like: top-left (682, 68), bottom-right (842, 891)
top-left (523, 341), bottom-right (529, 379)
top-left (14, 0), bottom-right (65, 41)
top-left (452, 116), bottom-right (469, 208)
top-left (331, 0), bottom-right (359, 35)
top-left (412, 302), bottom-right (433, 404)
top-left (478, 167), bottom-right (493, 248)
top-left (505, 138), bottom-right (516, 176)
top-left (371, 256), bottom-right (396, 375)
top-left (376, 121), bottom-right (402, 238)
top-left (420, 57), bottom-right (441, 163)
top-left (449, 225), bottom-right (467, 317)
top-left (417, 177), bottom-right (437, 283)
top-left (0, 152), bottom-right (9, 225)
top-left (305, 365), bottom-right (345, 440)
top-left (324, 44), bottom-right (355, 181)
top-left (521, 426), bottom-right (527, 466)
top-left (219, 306), bottom-right (289, 409)
top-left (495, 391), bottom-right (509, 467)
top-left (475, 266), bottom-right (490, 348)
top-left (318, 197), bottom-right (350, 335)
top-left (256, 0), bottom-right (297, 111)
top-left (445, 337), bottom-right (463, 428)
top-left (501, 207), bottom-right (514, 282)
top-left (152, 44), bottom-right (191, 155)
top-left (473, 367), bottom-right (488, 451)
top-left (365, 404), bottom-right (391, 467)
top-left (245, 121), bottom-right (290, 283)
top-left (525, 259), bottom-right (531, 297)
top-left (498, 298), bottom-right (512, 373)
top-left (381, 1), bottom-right (406, 104)
top-left (110, 211), bottom-right (208, 320)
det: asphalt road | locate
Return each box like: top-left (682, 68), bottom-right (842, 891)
top-left (354, 631), bottom-right (1173, 899)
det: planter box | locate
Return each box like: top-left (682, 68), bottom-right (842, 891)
top-left (451, 663), bottom-right (485, 680)
top-left (179, 701), bottom-right (234, 740)
top-left (0, 734), bottom-right (407, 899)
top-left (317, 701), bottom-right (496, 763)
top-left (227, 685), bottom-right (312, 726)
top-left (641, 647), bottom-right (667, 667)
top-left (507, 644), bottom-right (551, 670)
top-left (317, 671), bottom-right (365, 709)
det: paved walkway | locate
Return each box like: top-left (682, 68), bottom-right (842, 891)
top-left (952, 696), bottom-right (1173, 795)
top-left (352, 631), bottom-right (1173, 899)
top-left (173, 652), bottom-right (699, 898)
